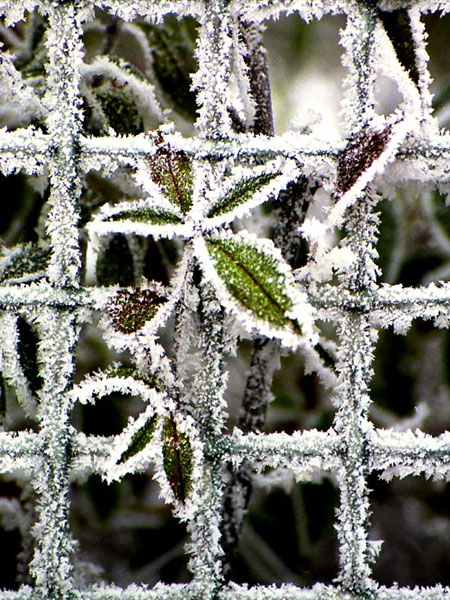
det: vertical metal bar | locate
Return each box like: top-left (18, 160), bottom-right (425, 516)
top-left (335, 3), bottom-right (379, 595)
top-left (29, 4), bottom-right (85, 598)
top-left (186, 1), bottom-right (233, 597)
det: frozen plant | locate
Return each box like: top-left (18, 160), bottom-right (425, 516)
top-left (1, 2), bottom-right (450, 600)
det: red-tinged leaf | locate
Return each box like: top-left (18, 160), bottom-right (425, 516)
top-left (162, 415), bottom-right (193, 504)
top-left (148, 142), bottom-right (193, 214)
top-left (336, 125), bottom-right (392, 196)
top-left (107, 287), bottom-right (167, 334)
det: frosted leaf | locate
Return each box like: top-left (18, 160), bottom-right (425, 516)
top-left (105, 402), bottom-right (204, 517)
top-left (148, 139), bottom-right (193, 213)
top-left (377, 8), bottom-right (419, 87)
top-left (0, 242), bottom-right (50, 285)
top-left (102, 202), bottom-right (183, 226)
top-left (161, 414), bottom-right (194, 505)
top-left (329, 116), bottom-right (412, 227)
top-left (105, 283), bottom-right (167, 334)
top-left (87, 198), bottom-right (191, 240)
top-left (104, 402), bottom-right (163, 481)
top-left (81, 55), bottom-right (166, 134)
top-left (207, 171), bottom-right (280, 218)
top-left (98, 247), bottom-right (191, 362)
top-left (194, 231), bottom-right (315, 347)
top-left (118, 413), bottom-right (158, 464)
top-left (104, 364), bottom-right (159, 389)
top-left (204, 233), bottom-right (296, 329)
top-left (204, 158), bottom-right (300, 227)
top-left (336, 124), bottom-right (392, 197)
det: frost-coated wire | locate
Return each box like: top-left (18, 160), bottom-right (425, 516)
top-left (1, 0), bottom-right (450, 599)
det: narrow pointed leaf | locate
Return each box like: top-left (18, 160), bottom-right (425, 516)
top-left (105, 206), bottom-right (182, 226)
top-left (205, 235), bottom-right (295, 330)
top-left (119, 415), bottom-right (158, 464)
top-left (336, 125), bottom-right (391, 196)
top-left (378, 8), bottom-right (419, 86)
top-left (162, 416), bottom-right (193, 504)
top-left (107, 287), bottom-right (167, 334)
top-left (17, 317), bottom-right (43, 396)
top-left (149, 145), bottom-right (193, 214)
top-left (96, 234), bottom-right (135, 287)
top-left (0, 243), bottom-right (50, 284)
top-left (207, 172), bottom-right (281, 218)
top-left (106, 366), bottom-right (159, 389)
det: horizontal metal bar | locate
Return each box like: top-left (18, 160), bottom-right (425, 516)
top-left (0, 284), bottom-right (111, 309)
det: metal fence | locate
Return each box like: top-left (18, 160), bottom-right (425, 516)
top-left (1, 0), bottom-right (450, 599)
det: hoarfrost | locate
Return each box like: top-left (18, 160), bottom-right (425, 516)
top-left (1, 1), bottom-right (450, 599)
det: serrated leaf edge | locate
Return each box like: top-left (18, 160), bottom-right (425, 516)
top-left (205, 161), bottom-right (300, 227)
top-left (193, 231), bottom-right (314, 348)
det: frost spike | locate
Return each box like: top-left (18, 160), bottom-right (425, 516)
top-left (162, 415), bottom-right (193, 504)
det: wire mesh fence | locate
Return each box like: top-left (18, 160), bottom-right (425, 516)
top-left (1, 0), bottom-right (450, 599)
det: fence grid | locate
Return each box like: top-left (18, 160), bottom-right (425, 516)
top-left (1, 0), bottom-right (450, 599)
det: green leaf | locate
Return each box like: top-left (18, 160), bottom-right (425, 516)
top-left (162, 415), bottom-right (193, 504)
top-left (207, 172), bottom-right (281, 218)
top-left (205, 235), bottom-right (296, 331)
top-left (94, 87), bottom-right (143, 135)
top-left (378, 8), bottom-right (419, 86)
top-left (107, 287), bottom-right (167, 334)
top-left (96, 234), bottom-right (135, 287)
top-left (149, 144), bottom-right (193, 214)
top-left (105, 206), bottom-right (182, 226)
top-left (139, 16), bottom-right (198, 121)
top-left (17, 317), bottom-right (43, 396)
top-left (0, 243), bottom-right (50, 284)
top-left (119, 415), bottom-right (159, 464)
top-left (106, 366), bottom-right (160, 389)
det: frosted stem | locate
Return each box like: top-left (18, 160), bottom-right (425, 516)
top-left (238, 20), bottom-right (274, 136)
top-left (186, 280), bottom-right (227, 598)
top-left (221, 177), bottom-right (313, 574)
top-left (29, 310), bottom-right (78, 599)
